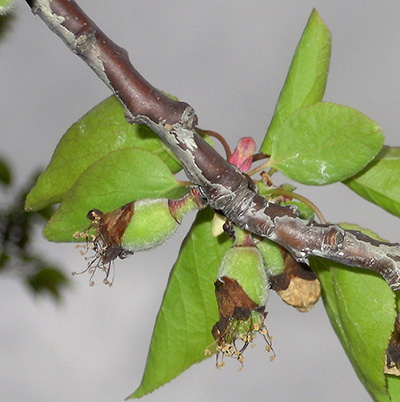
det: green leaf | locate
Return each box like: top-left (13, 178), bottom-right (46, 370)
top-left (387, 377), bottom-right (400, 402)
top-left (344, 146), bottom-right (400, 218)
top-left (261, 9), bottom-right (331, 154)
top-left (268, 102), bottom-right (384, 185)
top-left (310, 224), bottom-right (397, 402)
top-left (310, 256), bottom-right (348, 346)
top-left (26, 96), bottom-right (182, 212)
top-left (0, 0), bottom-right (16, 14)
top-left (129, 208), bottom-right (232, 398)
top-left (44, 148), bottom-right (184, 242)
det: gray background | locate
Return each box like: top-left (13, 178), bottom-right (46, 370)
top-left (1, 1), bottom-right (400, 401)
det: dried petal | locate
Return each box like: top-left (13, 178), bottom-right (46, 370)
top-left (276, 276), bottom-right (321, 312)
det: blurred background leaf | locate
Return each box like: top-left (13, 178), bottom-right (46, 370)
top-left (0, 156), bottom-right (68, 301)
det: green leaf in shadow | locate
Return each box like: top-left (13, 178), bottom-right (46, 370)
top-left (44, 148), bottom-right (184, 242)
top-left (268, 102), bottom-right (384, 185)
top-left (26, 96), bottom-right (182, 212)
top-left (129, 208), bottom-right (232, 398)
top-left (310, 224), bottom-right (397, 402)
top-left (0, 157), bottom-right (11, 186)
top-left (344, 146), bottom-right (400, 218)
top-left (26, 267), bottom-right (69, 301)
top-left (261, 9), bottom-right (331, 154)
top-left (0, 12), bottom-right (15, 42)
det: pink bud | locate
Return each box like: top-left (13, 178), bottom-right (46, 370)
top-left (228, 137), bottom-right (256, 172)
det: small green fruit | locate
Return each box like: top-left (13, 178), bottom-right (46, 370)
top-left (256, 238), bottom-right (285, 276)
top-left (217, 246), bottom-right (268, 306)
top-left (76, 188), bottom-right (206, 285)
top-left (122, 199), bottom-right (178, 252)
top-left (211, 255), bottom-right (274, 368)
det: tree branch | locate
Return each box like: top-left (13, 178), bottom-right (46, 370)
top-left (26, 0), bottom-right (400, 291)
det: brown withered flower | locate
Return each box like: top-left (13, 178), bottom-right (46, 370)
top-left (73, 204), bottom-right (134, 286)
top-left (206, 277), bottom-right (274, 370)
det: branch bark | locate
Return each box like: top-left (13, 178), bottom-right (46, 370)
top-left (26, 0), bottom-right (400, 291)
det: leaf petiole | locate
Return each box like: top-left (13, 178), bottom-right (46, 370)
top-left (260, 186), bottom-right (326, 223)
